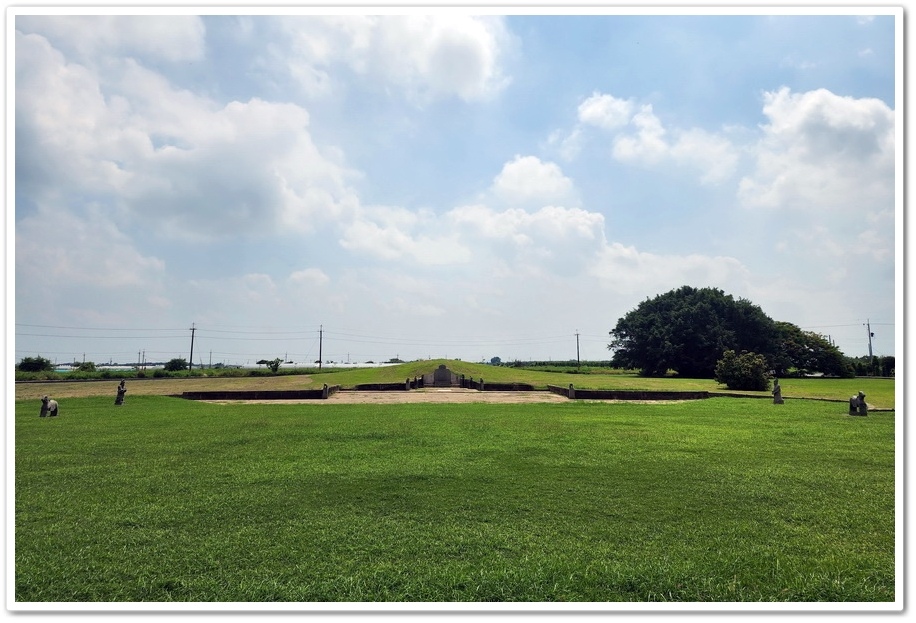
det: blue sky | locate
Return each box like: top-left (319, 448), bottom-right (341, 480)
top-left (11, 8), bottom-right (899, 367)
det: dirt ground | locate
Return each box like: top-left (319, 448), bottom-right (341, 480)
top-left (16, 379), bottom-right (686, 405)
top-left (209, 388), bottom-right (573, 405)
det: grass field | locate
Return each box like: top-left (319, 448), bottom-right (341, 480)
top-left (13, 384), bottom-right (896, 604)
top-left (14, 359), bottom-right (897, 408)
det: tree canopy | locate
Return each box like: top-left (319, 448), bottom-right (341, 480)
top-left (164, 358), bottom-right (189, 372)
top-left (608, 286), bottom-right (780, 378)
top-left (773, 321), bottom-right (854, 378)
top-left (17, 356), bottom-right (53, 373)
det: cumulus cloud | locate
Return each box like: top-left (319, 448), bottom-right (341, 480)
top-left (588, 242), bottom-right (751, 297)
top-left (612, 104), bottom-right (669, 164)
top-left (339, 155), bottom-right (601, 276)
top-left (577, 92), bottom-right (634, 130)
top-left (277, 15), bottom-right (511, 102)
top-left (449, 203), bottom-right (604, 246)
top-left (15, 15), bottom-right (206, 63)
top-left (611, 104), bottom-right (740, 184)
top-left (16, 30), bottom-right (362, 241)
top-left (339, 206), bottom-right (473, 265)
top-left (737, 87), bottom-right (895, 212)
top-left (447, 199), bottom-right (607, 279)
top-left (562, 92), bottom-right (741, 186)
top-left (491, 155), bottom-right (577, 207)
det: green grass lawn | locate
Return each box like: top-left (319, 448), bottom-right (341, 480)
top-left (16, 359), bottom-right (896, 410)
top-left (14, 395), bottom-right (895, 604)
top-left (305, 360), bottom-right (897, 408)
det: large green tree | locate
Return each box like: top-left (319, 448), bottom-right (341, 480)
top-left (608, 286), bottom-right (779, 377)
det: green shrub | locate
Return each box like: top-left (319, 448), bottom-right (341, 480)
top-left (714, 350), bottom-right (771, 391)
top-left (164, 358), bottom-right (188, 372)
top-left (17, 356), bottom-right (53, 373)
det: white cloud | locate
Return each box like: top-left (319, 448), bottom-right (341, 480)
top-left (554, 91), bottom-right (742, 184)
top-left (612, 104), bottom-right (669, 165)
top-left (447, 200), bottom-right (607, 279)
top-left (577, 92), bottom-right (634, 130)
top-left (611, 105), bottom-right (740, 184)
top-left (449, 203), bottom-right (604, 246)
top-left (737, 87), bottom-right (895, 212)
top-left (278, 15), bottom-right (511, 102)
top-left (544, 127), bottom-right (584, 161)
top-left (668, 127), bottom-right (740, 185)
top-left (15, 15), bottom-right (206, 63)
top-left (16, 31), bottom-right (362, 241)
top-left (491, 155), bottom-right (577, 207)
top-left (588, 242), bottom-right (751, 298)
top-left (339, 206), bottom-right (473, 265)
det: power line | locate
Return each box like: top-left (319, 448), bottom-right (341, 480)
top-left (16, 332), bottom-right (188, 339)
top-left (15, 323), bottom-right (186, 331)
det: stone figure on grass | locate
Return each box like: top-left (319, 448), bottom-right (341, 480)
top-left (115, 380), bottom-right (127, 405)
top-left (772, 378), bottom-right (784, 404)
top-left (849, 391), bottom-right (868, 416)
top-left (40, 395), bottom-right (59, 417)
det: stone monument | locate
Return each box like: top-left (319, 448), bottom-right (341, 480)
top-left (432, 364), bottom-right (457, 387)
top-left (115, 380), bottom-right (127, 405)
top-left (772, 378), bottom-right (784, 404)
top-left (40, 395), bottom-right (59, 417)
top-left (849, 391), bottom-right (868, 416)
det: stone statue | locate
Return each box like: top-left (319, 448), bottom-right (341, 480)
top-left (772, 378), bottom-right (784, 404)
top-left (115, 380), bottom-right (127, 405)
top-left (849, 391), bottom-right (868, 416)
top-left (40, 395), bottom-right (59, 417)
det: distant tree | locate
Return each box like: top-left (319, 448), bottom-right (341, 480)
top-left (164, 358), bottom-right (188, 372)
top-left (256, 358), bottom-right (283, 372)
top-left (609, 286), bottom-right (779, 378)
top-left (880, 355), bottom-right (895, 377)
top-left (76, 361), bottom-right (97, 372)
top-left (17, 356), bottom-right (53, 372)
top-left (773, 322), bottom-right (854, 377)
top-left (490, 356), bottom-right (502, 365)
top-left (715, 350), bottom-right (771, 391)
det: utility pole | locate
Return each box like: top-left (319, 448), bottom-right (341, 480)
top-left (188, 323), bottom-right (196, 371)
top-left (318, 325), bottom-right (323, 371)
top-left (864, 319), bottom-right (876, 375)
top-left (865, 319), bottom-right (874, 359)
top-left (576, 331), bottom-right (581, 368)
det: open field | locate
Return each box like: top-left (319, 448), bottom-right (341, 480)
top-left (14, 359), bottom-right (896, 409)
top-left (14, 390), bottom-right (896, 604)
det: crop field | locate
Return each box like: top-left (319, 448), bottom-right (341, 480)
top-left (13, 366), bottom-right (897, 606)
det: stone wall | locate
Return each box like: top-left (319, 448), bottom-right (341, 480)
top-left (180, 385), bottom-right (340, 401)
top-left (548, 385), bottom-right (710, 401)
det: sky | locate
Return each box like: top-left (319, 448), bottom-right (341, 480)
top-left (10, 7), bottom-right (900, 368)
